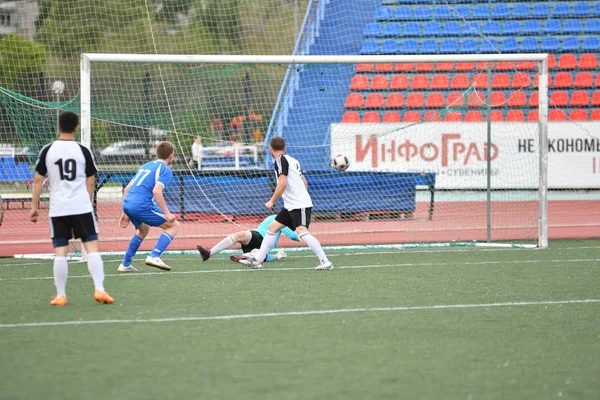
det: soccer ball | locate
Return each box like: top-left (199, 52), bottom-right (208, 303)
top-left (332, 154), bottom-right (349, 171)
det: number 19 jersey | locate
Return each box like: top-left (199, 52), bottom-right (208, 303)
top-left (123, 160), bottom-right (173, 210)
top-left (35, 140), bottom-right (98, 217)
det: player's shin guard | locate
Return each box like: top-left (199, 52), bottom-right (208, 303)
top-left (210, 235), bottom-right (236, 256)
top-left (299, 233), bottom-right (329, 264)
top-left (123, 234), bottom-right (143, 266)
top-left (150, 232), bottom-right (173, 257)
top-left (53, 256), bottom-right (68, 297)
top-left (254, 231), bottom-right (278, 263)
top-left (87, 252), bottom-right (105, 291)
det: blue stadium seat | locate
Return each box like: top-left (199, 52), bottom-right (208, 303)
top-left (562, 36), bottom-right (580, 52)
top-left (400, 39), bottom-right (418, 54)
top-left (455, 5), bottom-right (471, 19)
top-left (480, 39), bottom-right (498, 53)
top-left (402, 22), bottom-right (420, 36)
top-left (582, 36), bottom-right (600, 51)
top-left (383, 23), bottom-right (401, 37)
top-left (520, 37), bottom-right (539, 52)
top-left (594, 3), bottom-right (600, 16)
top-left (544, 19), bottom-right (562, 35)
top-left (420, 39), bottom-right (438, 53)
top-left (360, 40), bottom-right (379, 54)
top-left (552, 2), bottom-right (571, 18)
top-left (395, 6), bottom-right (411, 20)
top-left (541, 37), bottom-right (560, 52)
top-left (512, 3), bottom-right (529, 18)
top-left (482, 21), bottom-right (501, 35)
top-left (472, 4), bottom-right (490, 19)
top-left (523, 20), bottom-right (541, 35)
top-left (443, 21), bottom-right (461, 36)
top-left (503, 21), bottom-right (521, 35)
top-left (377, 6), bottom-right (394, 20)
top-left (573, 2), bottom-right (591, 17)
top-left (16, 163), bottom-right (31, 181)
top-left (584, 19), bottom-right (600, 34)
top-left (563, 20), bottom-right (582, 34)
top-left (381, 39), bottom-right (399, 54)
top-left (414, 6), bottom-right (432, 20)
top-left (463, 22), bottom-right (480, 36)
top-left (501, 38), bottom-right (518, 52)
top-left (364, 23), bottom-right (381, 37)
top-left (435, 6), bottom-right (453, 19)
top-left (532, 3), bottom-right (549, 18)
top-left (459, 39), bottom-right (478, 53)
top-left (440, 39), bottom-right (459, 54)
top-left (423, 21), bottom-right (441, 36)
top-left (492, 4), bottom-right (510, 19)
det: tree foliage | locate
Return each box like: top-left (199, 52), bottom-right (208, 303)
top-left (0, 35), bottom-right (47, 95)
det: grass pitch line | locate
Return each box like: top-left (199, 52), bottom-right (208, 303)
top-left (1, 299), bottom-right (599, 329)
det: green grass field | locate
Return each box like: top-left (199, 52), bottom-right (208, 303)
top-left (1, 239), bottom-right (599, 400)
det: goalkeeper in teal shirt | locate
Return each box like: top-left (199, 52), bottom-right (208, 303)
top-left (197, 215), bottom-right (299, 263)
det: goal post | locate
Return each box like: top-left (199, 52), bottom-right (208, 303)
top-left (79, 53), bottom-right (549, 251)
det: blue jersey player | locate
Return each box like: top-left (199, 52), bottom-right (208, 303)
top-left (196, 215), bottom-right (299, 263)
top-left (117, 141), bottom-right (180, 272)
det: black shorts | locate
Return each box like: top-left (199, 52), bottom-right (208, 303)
top-left (50, 212), bottom-right (98, 248)
top-left (241, 230), bottom-right (263, 253)
top-left (275, 207), bottom-right (312, 231)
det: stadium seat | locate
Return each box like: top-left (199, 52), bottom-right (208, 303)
top-left (363, 111), bottom-right (381, 123)
top-left (496, 61), bottom-right (514, 71)
top-left (595, 2), bottom-right (600, 16)
top-left (516, 61), bottom-right (535, 71)
top-left (591, 110), bottom-right (600, 121)
top-left (455, 62), bottom-right (474, 71)
top-left (582, 37), bottom-right (600, 52)
top-left (383, 111), bottom-right (401, 123)
top-left (400, 40), bottom-right (418, 54)
top-left (507, 92), bottom-right (526, 108)
top-left (381, 40), bottom-right (399, 54)
top-left (480, 39), bottom-right (498, 53)
top-left (355, 63), bottom-right (374, 73)
top-left (512, 73), bottom-right (531, 89)
top-left (384, 23), bottom-right (402, 37)
top-left (414, 6), bottom-right (432, 20)
top-left (558, 54), bottom-right (577, 70)
top-left (501, 38), bottom-right (518, 53)
top-left (342, 111), bottom-right (360, 123)
top-left (520, 37), bottom-right (539, 52)
top-left (483, 21), bottom-right (501, 36)
top-left (402, 22), bottom-right (420, 37)
top-left (529, 92), bottom-right (539, 107)
top-left (420, 39), bottom-right (438, 53)
top-left (550, 91), bottom-right (569, 107)
top-left (552, 2), bottom-right (571, 18)
top-left (390, 75), bottom-right (409, 90)
top-left (376, 6), bottom-right (393, 20)
top-left (375, 63), bottom-right (394, 72)
top-left (548, 54), bottom-right (557, 70)
top-left (503, 21), bottom-right (521, 35)
top-left (570, 91), bottom-right (589, 107)
top-left (544, 19), bottom-right (562, 35)
top-left (579, 54), bottom-right (598, 70)
top-left (522, 21), bottom-right (541, 36)
top-left (541, 37), bottom-right (559, 52)
top-left (370, 75), bottom-right (389, 90)
top-left (473, 4), bottom-right (490, 19)
top-left (455, 5), bottom-right (471, 19)
top-left (574, 72), bottom-right (594, 88)
top-left (549, 109), bottom-right (567, 121)
top-left (403, 111), bottom-right (421, 123)
top-left (365, 93), bottom-right (384, 108)
top-left (385, 93), bottom-right (404, 108)
top-left (350, 75), bottom-right (369, 91)
top-left (423, 21), bottom-right (441, 36)
top-left (459, 39), bottom-right (478, 54)
top-left (431, 74), bottom-right (450, 90)
top-left (451, 74), bottom-right (470, 89)
top-left (447, 92), bottom-right (465, 107)
top-left (490, 110), bottom-right (504, 122)
top-left (491, 92), bottom-right (506, 107)
top-left (424, 111), bottom-right (442, 122)
top-left (493, 4), bottom-right (510, 18)
top-left (468, 92), bottom-right (485, 108)
top-left (472, 74), bottom-right (488, 89)
top-left (410, 75), bottom-right (429, 90)
top-left (426, 92), bottom-right (445, 108)
top-left (596, 73), bottom-right (600, 87)
top-left (443, 21), bottom-right (462, 36)
top-left (583, 19), bottom-right (600, 34)
top-left (592, 91), bottom-right (600, 106)
top-left (532, 3), bottom-right (549, 18)
top-left (527, 110), bottom-right (539, 122)
top-left (415, 63), bottom-right (434, 72)
top-left (345, 93), bottom-right (364, 109)
top-left (364, 23), bottom-right (381, 37)
top-left (360, 40), bottom-right (378, 54)
top-left (463, 22), bottom-right (481, 36)
top-left (569, 109), bottom-right (588, 121)
top-left (574, 2), bottom-right (591, 17)
top-left (406, 93), bottom-right (425, 108)
top-left (440, 39), bottom-right (459, 54)
top-left (533, 74), bottom-right (552, 88)
top-left (476, 62), bottom-right (492, 71)
top-left (395, 63), bottom-right (414, 72)
top-left (553, 72), bottom-right (573, 88)
top-left (563, 20), bottom-right (582, 34)
top-left (435, 62), bottom-right (454, 72)
top-left (395, 6), bottom-right (411, 20)
top-left (444, 112), bottom-right (462, 122)
top-left (465, 111), bottom-right (483, 122)
top-left (506, 110), bottom-right (525, 122)
top-left (512, 4), bottom-right (529, 18)
top-left (435, 5), bottom-right (453, 20)
top-left (562, 37), bottom-right (580, 52)
top-left (492, 74), bottom-right (510, 89)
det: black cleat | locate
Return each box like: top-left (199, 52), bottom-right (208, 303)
top-left (196, 245), bottom-right (211, 261)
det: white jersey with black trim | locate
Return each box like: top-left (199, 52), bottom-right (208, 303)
top-left (274, 154), bottom-right (312, 210)
top-left (35, 140), bottom-right (98, 217)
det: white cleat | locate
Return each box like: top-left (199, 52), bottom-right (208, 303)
top-left (315, 261), bottom-right (333, 270)
top-left (117, 264), bottom-right (138, 273)
top-left (239, 259), bottom-right (263, 269)
top-left (276, 249), bottom-right (287, 259)
top-left (145, 256), bottom-right (172, 271)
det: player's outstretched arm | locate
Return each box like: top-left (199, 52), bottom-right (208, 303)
top-left (29, 172), bottom-right (45, 223)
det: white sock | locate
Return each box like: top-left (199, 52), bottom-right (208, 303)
top-left (254, 231), bottom-right (278, 263)
top-left (53, 256), bottom-right (68, 297)
top-left (300, 233), bottom-right (329, 264)
top-left (86, 252), bottom-right (105, 291)
top-left (210, 235), bottom-right (236, 256)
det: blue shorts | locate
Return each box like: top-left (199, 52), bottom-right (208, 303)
top-left (123, 204), bottom-right (167, 229)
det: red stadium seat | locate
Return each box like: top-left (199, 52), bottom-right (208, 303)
top-left (430, 74), bottom-right (450, 90)
top-left (355, 63), bottom-right (374, 72)
top-left (345, 93), bottom-right (364, 109)
top-left (424, 111), bottom-right (442, 122)
top-left (548, 54), bottom-right (556, 70)
top-left (527, 110), bottom-right (539, 122)
top-left (403, 111), bottom-right (421, 122)
top-left (395, 63), bottom-right (414, 72)
top-left (569, 109), bottom-right (588, 121)
top-left (342, 111), bottom-right (360, 123)
top-left (390, 75), bottom-right (409, 90)
top-left (383, 111), bottom-right (401, 123)
top-left (450, 74), bottom-right (470, 89)
top-left (349, 75), bottom-right (369, 90)
top-left (365, 93), bottom-right (384, 108)
top-left (512, 73), bottom-right (531, 89)
top-left (506, 110), bottom-right (525, 121)
top-left (472, 74), bottom-right (489, 89)
top-left (444, 112), bottom-right (462, 122)
top-left (591, 109), bottom-right (600, 120)
top-left (533, 73), bottom-right (552, 88)
top-left (496, 61), bottom-right (514, 71)
top-left (465, 111), bottom-right (483, 122)
top-left (410, 75), bottom-right (429, 90)
top-left (370, 75), bottom-right (389, 90)
top-left (528, 91), bottom-right (539, 107)
top-left (426, 92), bottom-right (445, 108)
top-left (490, 110), bottom-right (504, 122)
top-left (507, 91), bottom-right (527, 107)
top-left (550, 91), bottom-right (569, 107)
top-left (375, 63), bottom-right (394, 72)
top-left (384, 93), bottom-right (404, 108)
top-left (468, 92), bottom-right (486, 107)
top-left (406, 93), bottom-right (425, 108)
top-left (579, 54), bottom-right (598, 70)
top-left (455, 62), bottom-right (474, 71)
top-left (592, 91), bottom-right (600, 106)
top-left (490, 91), bottom-right (507, 107)
top-left (363, 111), bottom-right (381, 123)
top-left (596, 73), bottom-right (600, 87)
top-left (447, 92), bottom-right (465, 107)
top-left (558, 54), bottom-right (577, 70)
top-left (491, 73), bottom-right (510, 89)
top-left (570, 91), bottom-right (589, 107)
top-left (553, 72), bottom-right (573, 88)
top-left (516, 61), bottom-right (535, 71)
top-left (549, 109), bottom-right (567, 121)
top-left (476, 62), bottom-right (491, 71)
top-left (435, 62), bottom-right (454, 72)
top-left (574, 72), bottom-right (594, 88)
top-left (415, 63), bottom-right (434, 72)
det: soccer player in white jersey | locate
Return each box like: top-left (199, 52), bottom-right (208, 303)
top-left (29, 111), bottom-right (113, 306)
top-left (117, 141), bottom-right (180, 272)
top-left (246, 136), bottom-right (333, 270)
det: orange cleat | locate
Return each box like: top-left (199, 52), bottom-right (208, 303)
top-left (50, 295), bottom-right (67, 306)
top-left (94, 290), bottom-right (114, 304)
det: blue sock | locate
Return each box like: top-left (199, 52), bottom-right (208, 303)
top-left (150, 232), bottom-right (173, 257)
top-left (123, 234), bottom-right (144, 266)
